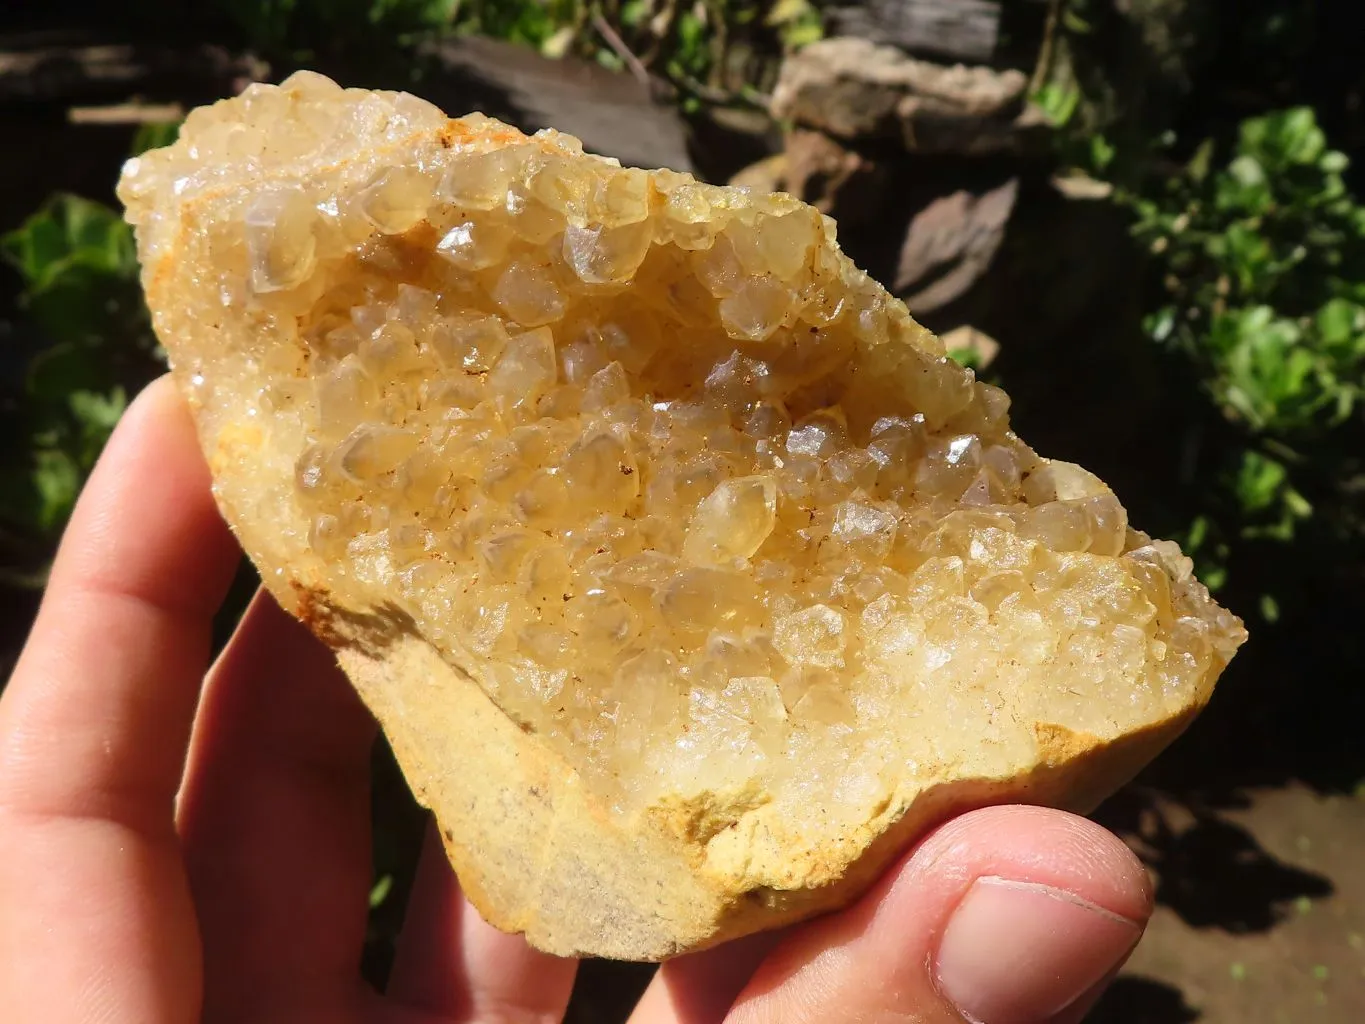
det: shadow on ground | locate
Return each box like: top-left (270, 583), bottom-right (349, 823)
top-left (1090, 976), bottom-right (1203, 1023)
top-left (1094, 789), bottom-right (1335, 934)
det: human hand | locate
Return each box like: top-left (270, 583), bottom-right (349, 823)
top-left (0, 377), bottom-right (1153, 1024)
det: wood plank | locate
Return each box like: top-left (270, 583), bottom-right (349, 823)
top-left (418, 36), bottom-right (695, 174)
top-left (0, 33), bottom-right (263, 105)
top-left (829, 0), bottom-right (1002, 64)
top-left (0, 31), bottom-right (695, 176)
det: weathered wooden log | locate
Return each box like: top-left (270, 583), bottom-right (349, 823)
top-left (417, 36), bottom-right (695, 173)
top-left (770, 37), bottom-right (1046, 155)
top-left (0, 31), bottom-right (693, 175)
top-left (828, 0), bottom-right (1003, 64)
top-left (0, 32), bottom-right (265, 105)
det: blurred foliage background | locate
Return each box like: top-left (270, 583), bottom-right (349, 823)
top-left (4, 0), bottom-right (1361, 616)
top-left (2, 0), bottom-right (1363, 1019)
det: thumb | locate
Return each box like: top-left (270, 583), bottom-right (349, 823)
top-left (728, 805), bottom-right (1151, 1024)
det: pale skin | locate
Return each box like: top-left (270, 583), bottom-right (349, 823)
top-left (0, 377), bottom-right (1155, 1024)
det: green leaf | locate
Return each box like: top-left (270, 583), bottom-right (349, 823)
top-left (1223, 222), bottom-right (1272, 294)
top-left (1240, 108), bottom-right (1326, 170)
top-left (540, 24), bottom-right (574, 59)
top-left (1283, 487), bottom-right (1313, 519)
top-left (1320, 150), bottom-right (1349, 174)
top-left (620, 0), bottom-right (652, 29)
top-left (1061, 8), bottom-right (1092, 34)
top-left (32, 448), bottom-right (82, 532)
top-left (1201, 564), bottom-right (1229, 592)
top-left (1255, 589), bottom-right (1277, 622)
top-left (677, 8), bottom-right (705, 50)
top-left (1186, 515), bottom-right (1210, 551)
top-left (1315, 298), bottom-right (1363, 349)
top-left (947, 347), bottom-right (982, 371)
top-left (1279, 108), bottom-right (1326, 166)
top-left (70, 387), bottom-right (127, 434)
top-left (1234, 450), bottom-right (1287, 512)
top-left (1032, 83), bottom-right (1080, 128)
top-left (369, 874), bottom-right (394, 908)
top-left (595, 48), bottom-right (625, 72)
top-left (1, 194), bottom-right (151, 351)
top-left (765, 0), bottom-right (812, 25)
top-left (1144, 306), bottom-right (1177, 343)
top-left (1218, 156), bottom-right (1270, 214)
top-left (1218, 306), bottom-right (1317, 428)
top-left (1089, 135), bottom-right (1116, 172)
top-left (1, 194), bottom-right (138, 290)
top-left (1187, 138), bottom-right (1215, 183)
top-left (131, 120), bottom-right (182, 156)
top-left (27, 343), bottom-right (104, 403)
top-left (782, 18), bottom-right (824, 49)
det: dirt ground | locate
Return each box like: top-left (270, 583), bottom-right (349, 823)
top-left (1090, 784), bottom-right (1365, 1023)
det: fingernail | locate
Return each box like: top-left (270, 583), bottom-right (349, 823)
top-left (934, 876), bottom-right (1142, 1023)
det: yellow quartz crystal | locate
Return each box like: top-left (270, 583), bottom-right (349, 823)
top-left (118, 71), bottom-right (1245, 959)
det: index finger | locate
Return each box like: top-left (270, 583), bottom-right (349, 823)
top-left (0, 375), bottom-right (240, 1024)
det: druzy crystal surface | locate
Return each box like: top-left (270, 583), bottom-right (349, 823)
top-left (119, 72), bottom-right (1245, 957)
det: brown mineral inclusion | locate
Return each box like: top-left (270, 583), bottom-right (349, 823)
top-left (118, 72), bottom-right (1246, 959)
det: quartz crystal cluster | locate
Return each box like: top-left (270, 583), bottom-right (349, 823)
top-left (119, 72), bottom-right (1245, 958)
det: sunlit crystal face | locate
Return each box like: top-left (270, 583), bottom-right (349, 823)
top-left (119, 73), bottom-right (1245, 835)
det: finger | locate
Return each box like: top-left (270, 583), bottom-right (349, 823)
top-left (388, 823), bottom-right (579, 1023)
top-left (0, 376), bottom-right (240, 1024)
top-left (719, 806), bottom-right (1151, 1024)
top-left (178, 590), bottom-right (378, 1018)
top-left (627, 932), bottom-right (785, 1024)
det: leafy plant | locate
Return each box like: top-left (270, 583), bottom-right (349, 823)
top-left (1, 195), bottom-right (160, 564)
top-left (1122, 107), bottom-right (1365, 605)
top-left (215, 0), bottom-right (462, 56)
top-left (449, 0), bottom-right (580, 51)
top-left (643, 0), bottom-right (822, 102)
top-left (211, 0), bottom-right (821, 106)
top-left (1033, 81), bottom-right (1081, 129)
